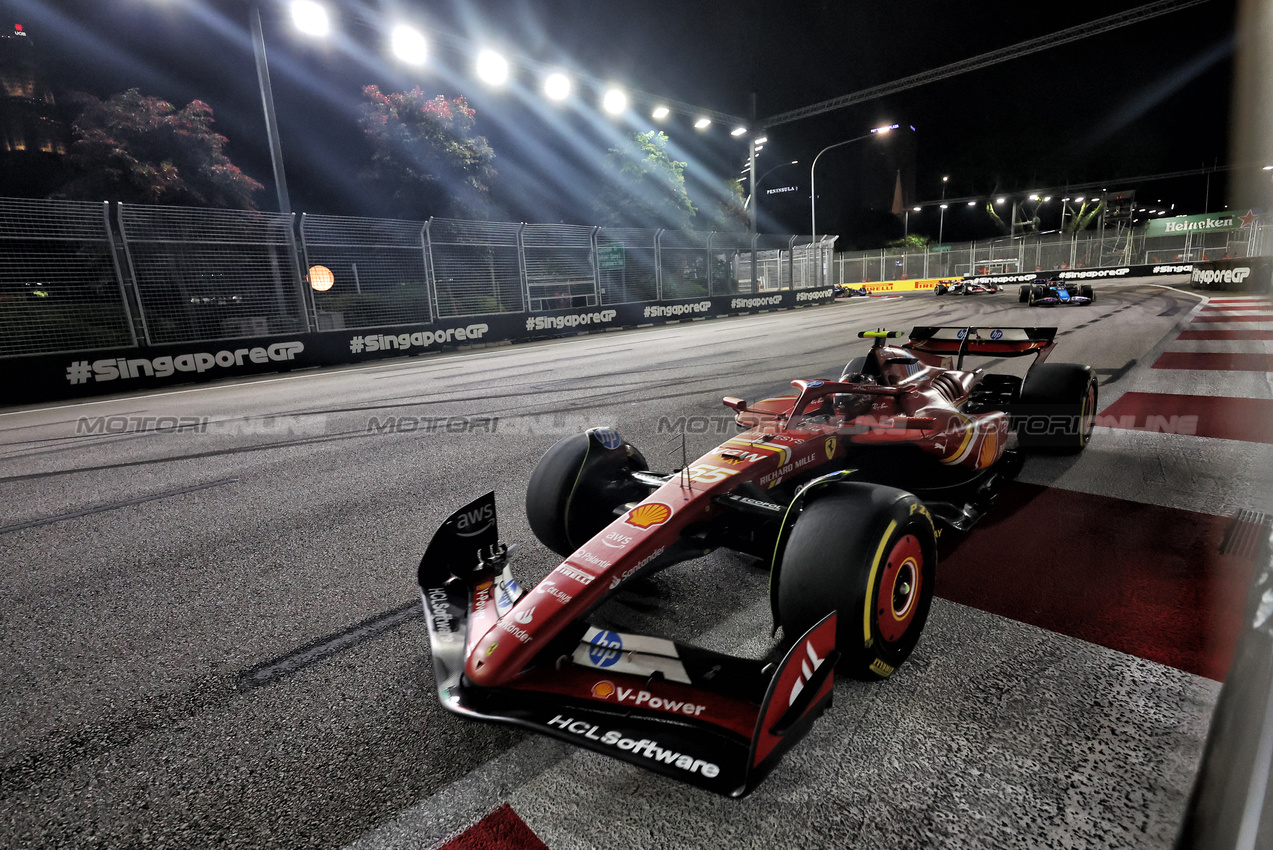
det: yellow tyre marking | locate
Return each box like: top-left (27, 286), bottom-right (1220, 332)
top-left (863, 519), bottom-right (898, 646)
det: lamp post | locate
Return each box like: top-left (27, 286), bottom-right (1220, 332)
top-left (809, 126), bottom-right (892, 286)
top-left (937, 175), bottom-right (948, 244)
top-left (905, 206), bottom-right (921, 239)
top-left (810, 127), bottom-right (891, 240)
top-left (745, 160), bottom-right (800, 213)
top-left (249, 2), bottom-right (292, 216)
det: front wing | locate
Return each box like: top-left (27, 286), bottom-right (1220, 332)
top-left (417, 492), bottom-right (839, 797)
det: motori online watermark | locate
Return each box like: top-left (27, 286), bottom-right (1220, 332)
top-left (655, 413), bottom-right (1199, 436)
top-left (76, 414), bottom-right (328, 436)
top-left (365, 415), bottom-right (501, 434)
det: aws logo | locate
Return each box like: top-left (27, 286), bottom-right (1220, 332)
top-left (455, 503), bottom-right (495, 537)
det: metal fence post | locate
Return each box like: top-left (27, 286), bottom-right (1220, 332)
top-left (743, 232), bottom-right (753, 295)
top-left (423, 219), bottom-right (439, 320)
top-left (655, 229), bottom-right (664, 300)
top-left (590, 226), bottom-right (601, 302)
top-left (293, 213), bottom-right (318, 332)
top-left (102, 201), bottom-right (139, 347)
top-left (707, 231), bottom-right (717, 295)
top-left (114, 203), bottom-right (153, 346)
top-left (516, 222), bottom-right (529, 312)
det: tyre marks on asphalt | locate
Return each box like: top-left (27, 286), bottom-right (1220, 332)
top-left (238, 601), bottom-right (423, 690)
top-left (0, 476), bottom-right (239, 534)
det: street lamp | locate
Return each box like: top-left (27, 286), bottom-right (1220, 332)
top-left (249, 2), bottom-right (293, 216)
top-left (810, 125), bottom-right (892, 241)
top-left (745, 160), bottom-right (800, 209)
top-left (937, 176), bottom-right (949, 243)
top-left (809, 125), bottom-right (892, 287)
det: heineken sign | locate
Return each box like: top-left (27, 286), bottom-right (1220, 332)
top-left (1144, 210), bottom-right (1252, 237)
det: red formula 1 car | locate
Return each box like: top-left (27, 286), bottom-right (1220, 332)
top-left (417, 327), bottom-right (1098, 796)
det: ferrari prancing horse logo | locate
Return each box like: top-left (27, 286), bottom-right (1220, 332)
top-left (824, 437), bottom-right (837, 460)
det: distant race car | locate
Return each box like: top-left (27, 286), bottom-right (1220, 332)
top-left (934, 279), bottom-right (999, 296)
top-left (1019, 277), bottom-right (1094, 307)
top-left (417, 327), bottom-right (1097, 796)
top-left (834, 283), bottom-right (871, 297)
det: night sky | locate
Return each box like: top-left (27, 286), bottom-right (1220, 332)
top-left (1, 0), bottom-right (1241, 244)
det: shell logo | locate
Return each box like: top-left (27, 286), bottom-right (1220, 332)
top-left (591, 681), bottom-right (616, 699)
top-left (624, 502), bottom-right (672, 529)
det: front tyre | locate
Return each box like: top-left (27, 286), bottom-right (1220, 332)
top-left (1018, 285), bottom-right (1030, 303)
top-left (526, 429), bottom-right (650, 556)
top-left (1014, 363), bottom-right (1098, 452)
top-left (776, 483), bottom-right (938, 681)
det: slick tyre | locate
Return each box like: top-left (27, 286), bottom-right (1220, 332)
top-left (1014, 363), bottom-right (1098, 452)
top-left (1079, 284), bottom-right (1095, 304)
top-left (776, 482), bottom-right (937, 681)
top-left (526, 430), bottom-right (649, 557)
top-left (1018, 285), bottom-right (1030, 303)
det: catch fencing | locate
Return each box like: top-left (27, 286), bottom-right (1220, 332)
top-left (0, 199), bottom-right (135, 358)
top-left (0, 197), bottom-right (833, 357)
top-left (832, 219), bottom-right (1271, 285)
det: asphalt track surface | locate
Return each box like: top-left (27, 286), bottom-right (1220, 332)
top-left (1, 278), bottom-right (1266, 848)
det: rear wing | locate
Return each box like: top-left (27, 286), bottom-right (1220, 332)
top-left (906, 326), bottom-right (1056, 368)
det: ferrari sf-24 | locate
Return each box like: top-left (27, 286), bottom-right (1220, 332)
top-left (417, 326), bottom-right (1098, 796)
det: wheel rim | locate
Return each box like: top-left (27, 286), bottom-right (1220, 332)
top-left (1079, 380), bottom-right (1097, 444)
top-left (876, 533), bottom-right (924, 643)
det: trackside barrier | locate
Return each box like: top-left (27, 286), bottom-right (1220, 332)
top-left (832, 218), bottom-right (1270, 286)
top-left (853, 278), bottom-right (948, 293)
top-left (1, 288), bottom-right (835, 405)
top-left (959, 258), bottom-right (1273, 294)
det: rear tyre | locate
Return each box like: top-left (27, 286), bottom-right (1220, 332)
top-left (1079, 284), bottom-right (1095, 304)
top-left (1014, 363), bottom-right (1098, 452)
top-left (776, 482), bottom-right (938, 681)
top-left (526, 429), bottom-right (650, 556)
top-left (1018, 285), bottom-right (1030, 303)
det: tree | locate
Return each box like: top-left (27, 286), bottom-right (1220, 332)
top-left (358, 86), bottom-right (497, 220)
top-left (593, 131), bottom-right (696, 230)
top-left (54, 89), bottom-right (262, 209)
top-left (698, 176), bottom-right (749, 232)
top-left (885, 233), bottom-right (933, 253)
